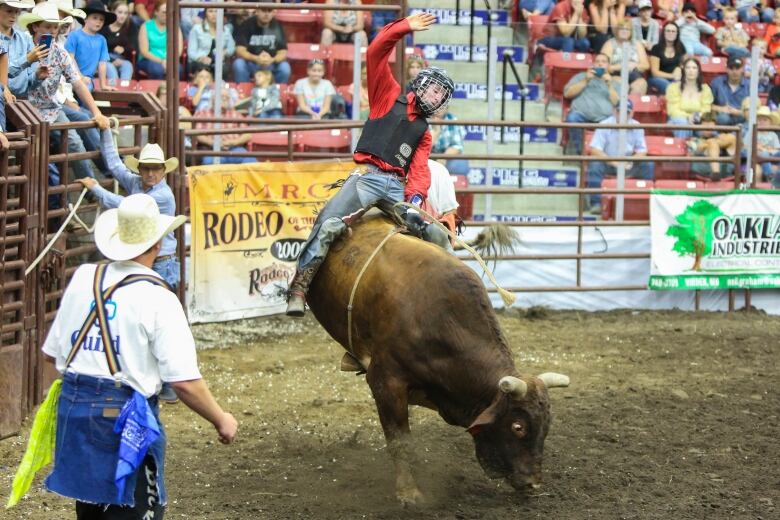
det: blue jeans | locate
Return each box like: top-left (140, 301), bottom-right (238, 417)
top-left (647, 76), bottom-right (672, 94)
top-left (62, 104), bottom-right (108, 174)
top-left (202, 146), bottom-right (256, 165)
top-left (153, 256), bottom-right (180, 290)
top-left (106, 53), bottom-right (134, 81)
top-left (259, 108), bottom-right (284, 118)
top-left (538, 35), bottom-right (591, 53)
top-left (723, 46), bottom-right (749, 59)
top-left (682, 40), bottom-right (713, 57)
top-left (232, 59), bottom-right (291, 84)
top-left (138, 60), bottom-right (183, 80)
top-left (0, 85), bottom-right (6, 132)
top-left (715, 112), bottom-right (745, 126)
top-left (565, 110), bottom-right (595, 155)
top-left (45, 372), bottom-right (167, 507)
top-left (297, 169), bottom-right (405, 269)
top-left (668, 116), bottom-right (693, 138)
top-left (588, 160), bottom-right (655, 205)
top-left (737, 6), bottom-right (774, 22)
top-left (50, 110), bottom-right (95, 180)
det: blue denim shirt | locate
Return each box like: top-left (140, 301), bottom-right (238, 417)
top-left (710, 75), bottom-right (750, 110)
top-left (5, 28), bottom-right (42, 98)
top-left (589, 116), bottom-right (648, 157)
top-left (186, 22), bottom-right (235, 62)
top-left (91, 130), bottom-right (178, 256)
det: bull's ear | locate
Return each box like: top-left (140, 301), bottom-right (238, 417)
top-left (467, 393), bottom-right (504, 436)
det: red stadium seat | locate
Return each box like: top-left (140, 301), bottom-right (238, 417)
top-left (336, 84), bottom-right (353, 105)
top-left (286, 43), bottom-right (331, 83)
top-left (233, 82), bottom-right (254, 100)
top-left (701, 180), bottom-right (736, 190)
top-left (453, 175), bottom-right (473, 220)
top-left (543, 52), bottom-right (593, 104)
top-left (527, 15), bottom-right (552, 65)
top-left (743, 22), bottom-right (767, 38)
top-left (280, 83), bottom-right (296, 115)
top-left (655, 179), bottom-right (704, 190)
top-left (700, 56), bottom-right (727, 84)
top-left (629, 94), bottom-right (666, 135)
top-left (600, 178), bottom-right (654, 221)
top-left (329, 43), bottom-right (393, 86)
top-left (137, 79), bottom-right (163, 94)
top-left (249, 130), bottom-right (300, 161)
top-left (276, 9), bottom-right (322, 43)
top-left (296, 128), bottom-right (352, 153)
top-left (110, 79), bottom-right (137, 91)
top-left (646, 135), bottom-right (690, 179)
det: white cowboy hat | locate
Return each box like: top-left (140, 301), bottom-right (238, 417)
top-left (756, 105), bottom-right (780, 125)
top-left (94, 194), bottom-right (187, 261)
top-left (0, 0), bottom-right (35, 9)
top-left (55, 0), bottom-right (85, 19)
top-left (124, 143), bottom-right (179, 174)
top-left (18, 2), bottom-right (73, 28)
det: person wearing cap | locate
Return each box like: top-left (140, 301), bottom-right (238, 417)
top-left (40, 193), bottom-right (238, 519)
top-left (676, 3), bottom-right (715, 57)
top-left (632, 0), bottom-right (660, 52)
top-left (65, 1), bottom-right (117, 91)
top-left (19, 2), bottom-right (109, 182)
top-left (1, 0), bottom-right (45, 100)
top-left (286, 12), bottom-right (455, 317)
top-left (710, 55), bottom-right (749, 126)
top-left (753, 105), bottom-right (780, 186)
top-left (586, 100), bottom-right (653, 214)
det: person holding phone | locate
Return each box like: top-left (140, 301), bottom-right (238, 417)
top-left (19, 2), bottom-right (109, 181)
top-left (562, 52), bottom-right (619, 155)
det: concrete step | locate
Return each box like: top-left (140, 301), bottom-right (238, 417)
top-left (449, 98), bottom-right (546, 121)
top-left (430, 59), bottom-right (529, 84)
top-left (462, 140), bottom-right (561, 156)
top-left (413, 24), bottom-right (515, 46)
top-left (470, 193), bottom-right (581, 216)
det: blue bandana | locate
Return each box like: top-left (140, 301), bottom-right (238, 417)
top-left (113, 391), bottom-right (160, 500)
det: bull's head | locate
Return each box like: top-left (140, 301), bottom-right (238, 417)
top-left (467, 373), bottom-right (569, 492)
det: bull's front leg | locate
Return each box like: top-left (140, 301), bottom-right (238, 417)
top-left (365, 368), bottom-right (423, 506)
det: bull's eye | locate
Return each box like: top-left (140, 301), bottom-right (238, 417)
top-left (511, 421), bottom-right (526, 438)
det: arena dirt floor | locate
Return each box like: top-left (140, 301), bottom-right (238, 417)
top-left (1, 308), bottom-right (779, 519)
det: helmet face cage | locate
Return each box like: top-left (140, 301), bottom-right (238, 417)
top-left (412, 67), bottom-right (454, 117)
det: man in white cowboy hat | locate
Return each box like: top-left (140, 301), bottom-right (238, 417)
top-left (41, 193), bottom-right (238, 518)
top-left (19, 1), bottom-right (110, 180)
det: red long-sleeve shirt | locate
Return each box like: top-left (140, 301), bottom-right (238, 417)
top-left (352, 18), bottom-right (432, 201)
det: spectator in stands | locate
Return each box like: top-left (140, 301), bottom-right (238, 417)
top-left (321, 0), bottom-right (367, 46)
top-left (735, 0), bottom-right (773, 23)
top-left (648, 22), bottom-right (685, 94)
top-left (677, 3), bottom-right (715, 57)
top-left (55, 0), bottom-right (85, 43)
top-left (156, 83), bottom-right (192, 150)
top-left (537, 0), bottom-right (590, 53)
top-left (194, 86), bottom-right (255, 165)
top-left (686, 111), bottom-right (737, 177)
top-left (601, 20), bottom-right (649, 95)
top-left (745, 38), bottom-right (776, 94)
top-left (20, 1), bottom-right (110, 180)
top-left (769, 84), bottom-right (780, 111)
top-left (765, 8), bottom-right (780, 57)
top-left (632, 0), bottom-right (659, 52)
top-left (179, 6), bottom-right (201, 38)
top-left (405, 53), bottom-right (424, 91)
top-left (754, 105), bottom-right (780, 187)
top-left (249, 69), bottom-right (283, 118)
top-left (707, 0), bottom-right (729, 21)
top-left (137, 0), bottom-right (183, 80)
top-left (65, 1), bottom-right (116, 90)
top-left (657, 0), bottom-right (683, 22)
top-left (519, 0), bottom-right (555, 20)
top-left (429, 106), bottom-right (469, 176)
top-left (588, 0), bottom-right (622, 54)
top-left (586, 99), bottom-right (653, 214)
top-left (130, 0), bottom-right (153, 26)
top-left (1, 0), bottom-right (39, 99)
top-left (294, 58), bottom-right (337, 119)
top-left (563, 52), bottom-right (619, 154)
top-left (233, 8), bottom-right (290, 84)
top-left (187, 67), bottom-right (214, 113)
top-left (715, 7), bottom-right (750, 59)
top-left (711, 55), bottom-right (749, 125)
top-left (666, 57), bottom-right (713, 137)
top-left (187, 7), bottom-right (236, 76)
top-left (100, 0), bottom-right (136, 81)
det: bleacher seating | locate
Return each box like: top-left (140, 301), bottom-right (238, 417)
top-left (249, 131), bottom-right (299, 160)
top-left (286, 43), bottom-right (330, 82)
top-left (452, 175), bottom-right (472, 220)
top-left (646, 136), bottom-right (690, 179)
top-left (544, 52), bottom-right (593, 104)
top-left (297, 128), bottom-right (351, 153)
top-left (629, 94), bottom-right (666, 135)
top-left (600, 179), bottom-right (653, 221)
top-left (276, 9), bottom-right (322, 43)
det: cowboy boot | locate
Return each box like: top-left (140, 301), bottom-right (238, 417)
top-left (286, 258), bottom-right (323, 317)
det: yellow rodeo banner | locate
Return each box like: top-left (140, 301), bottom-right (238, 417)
top-left (188, 160), bottom-right (353, 322)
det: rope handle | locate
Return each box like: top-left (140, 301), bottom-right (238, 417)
top-left (393, 201), bottom-right (516, 307)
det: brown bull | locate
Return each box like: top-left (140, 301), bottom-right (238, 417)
top-left (307, 212), bottom-right (569, 504)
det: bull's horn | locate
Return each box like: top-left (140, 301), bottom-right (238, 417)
top-left (498, 376), bottom-right (528, 399)
top-left (537, 372), bottom-right (570, 388)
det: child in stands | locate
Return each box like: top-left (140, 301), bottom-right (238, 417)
top-left (677, 2), bottom-right (715, 57)
top-left (64, 1), bottom-right (117, 90)
top-left (293, 58), bottom-right (336, 119)
top-left (187, 67), bottom-right (214, 113)
top-left (755, 106), bottom-right (780, 187)
top-left (249, 69), bottom-right (283, 119)
top-left (715, 7), bottom-right (750, 59)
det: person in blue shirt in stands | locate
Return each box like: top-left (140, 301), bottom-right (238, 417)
top-left (64, 1), bottom-right (116, 90)
top-left (520, 0), bottom-right (555, 20)
top-left (710, 55), bottom-right (749, 126)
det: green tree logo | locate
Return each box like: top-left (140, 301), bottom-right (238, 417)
top-left (666, 200), bottom-right (725, 271)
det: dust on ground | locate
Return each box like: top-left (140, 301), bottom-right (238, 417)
top-left (1, 309), bottom-right (779, 519)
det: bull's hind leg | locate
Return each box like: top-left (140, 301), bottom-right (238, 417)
top-left (365, 367), bottom-right (423, 506)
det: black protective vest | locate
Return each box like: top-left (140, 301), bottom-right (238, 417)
top-left (354, 95), bottom-right (428, 173)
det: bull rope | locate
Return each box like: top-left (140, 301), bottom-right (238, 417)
top-left (392, 201), bottom-right (516, 308)
top-left (347, 227), bottom-right (401, 354)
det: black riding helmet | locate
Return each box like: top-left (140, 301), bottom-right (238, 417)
top-left (411, 66), bottom-right (454, 117)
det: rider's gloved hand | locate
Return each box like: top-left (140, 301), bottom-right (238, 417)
top-left (404, 194), bottom-right (426, 237)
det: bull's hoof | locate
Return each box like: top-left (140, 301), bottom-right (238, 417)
top-left (396, 487), bottom-right (424, 507)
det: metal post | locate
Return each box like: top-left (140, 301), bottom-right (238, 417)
top-left (351, 32), bottom-right (364, 150)
top-left (485, 6), bottom-right (492, 89)
top-left (500, 54), bottom-right (507, 143)
top-left (213, 7), bottom-right (224, 164)
top-left (615, 41), bottom-right (630, 222)
top-left (744, 45), bottom-right (761, 187)
top-left (166, 0), bottom-right (180, 158)
top-left (469, 0), bottom-right (475, 62)
top-left (456, 0), bottom-right (461, 25)
top-left (485, 36), bottom-right (498, 221)
top-left (507, 56), bottom-right (526, 178)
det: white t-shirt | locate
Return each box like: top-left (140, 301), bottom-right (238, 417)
top-left (42, 261), bottom-right (202, 397)
top-left (293, 77), bottom-right (335, 114)
top-left (427, 160), bottom-right (459, 216)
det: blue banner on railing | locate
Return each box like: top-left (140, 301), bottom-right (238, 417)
top-left (466, 167), bottom-right (578, 188)
top-left (408, 8), bottom-right (510, 26)
top-left (453, 83), bottom-right (540, 102)
top-left (464, 125), bottom-right (557, 144)
top-left (416, 44), bottom-right (524, 63)
top-left (472, 214), bottom-right (598, 222)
